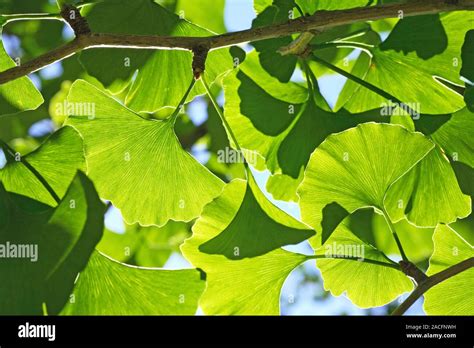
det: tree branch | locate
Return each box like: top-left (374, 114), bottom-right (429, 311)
top-left (392, 257), bottom-right (474, 315)
top-left (1, 0), bottom-right (473, 84)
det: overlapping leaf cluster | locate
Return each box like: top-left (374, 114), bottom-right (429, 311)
top-left (0, 0), bottom-right (472, 315)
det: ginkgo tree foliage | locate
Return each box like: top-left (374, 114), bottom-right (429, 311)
top-left (0, 0), bottom-right (473, 316)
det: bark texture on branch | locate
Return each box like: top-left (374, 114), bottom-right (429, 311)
top-left (60, 4), bottom-right (91, 36)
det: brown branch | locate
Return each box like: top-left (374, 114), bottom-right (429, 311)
top-left (399, 260), bottom-right (428, 284)
top-left (392, 257), bottom-right (474, 315)
top-left (60, 4), bottom-right (91, 36)
top-left (1, 0), bottom-right (473, 84)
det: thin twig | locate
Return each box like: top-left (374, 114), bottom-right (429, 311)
top-left (381, 209), bottom-right (409, 262)
top-left (201, 76), bottom-right (242, 153)
top-left (311, 53), bottom-right (419, 116)
top-left (0, 0), bottom-right (473, 84)
top-left (169, 77), bottom-right (196, 124)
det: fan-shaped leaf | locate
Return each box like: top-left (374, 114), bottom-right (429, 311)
top-left (298, 123), bottom-right (434, 242)
top-left (61, 251), bottom-right (204, 315)
top-left (66, 80), bottom-right (224, 226)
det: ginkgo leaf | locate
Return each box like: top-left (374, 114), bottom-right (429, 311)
top-left (385, 108), bottom-right (473, 226)
top-left (176, 0), bottom-right (226, 34)
top-left (347, 207), bottom-right (434, 263)
top-left (181, 178), bottom-right (311, 314)
top-left (431, 108), bottom-right (474, 168)
top-left (460, 29), bottom-right (474, 83)
top-left (462, 32), bottom-right (474, 110)
top-left (224, 51), bottom-right (384, 200)
top-left (0, 35), bottom-right (43, 116)
top-left (196, 176), bottom-right (313, 259)
top-left (359, 211), bottom-right (434, 264)
top-left (298, 123), bottom-right (434, 243)
top-left (251, 0), bottom-right (297, 83)
top-left (0, 171), bottom-right (104, 314)
top-left (337, 13), bottom-right (473, 114)
top-left (296, 0), bottom-right (369, 13)
top-left (0, 109), bottom-right (46, 142)
top-left (385, 146), bottom-right (471, 227)
top-left (61, 251), bottom-right (204, 315)
top-left (66, 80), bottom-right (224, 226)
top-left (98, 220), bottom-right (190, 267)
top-left (424, 225), bottom-right (474, 315)
top-left (314, 223), bottom-right (413, 308)
top-left (97, 227), bottom-right (141, 263)
top-left (0, 126), bottom-right (86, 207)
top-left (79, 0), bottom-right (235, 112)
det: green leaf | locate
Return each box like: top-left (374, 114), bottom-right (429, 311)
top-left (314, 223), bottom-right (413, 308)
top-left (368, 212), bottom-right (434, 264)
top-left (0, 36), bottom-right (43, 116)
top-left (79, 0), bottom-right (234, 112)
top-left (460, 29), bottom-right (474, 82)
top-left (224, 52), bottom-right (384, 200)
top-left (253, 0), bottom-right (273, 14)
top-left (266, 171), bottom-right (303, 202)
top-left (134, 221), bottom-right (189, 267)
top-left (0, 171), bottom-right (104, 314)
top-left (461, 29), bottom-right (474, 112)
top-left (465, 87), bottom-right (474, 112)
top-left (61, 251), bottom-right (204, 315)
top-left (385, 146), bottom-right (471, 227)
top-left (430, 108), bottom-right (474, 168)
top-left (197, 176), bottom-right (313, 259)
top-left (251, 0), bottom-right (297, 83)
top-left (97, 226), bottom-right (141, 263)
top-left (66, 80), bottom-right (224, 226)
top-left (0, 126), bottom-right (86, 207)
top-left (181, 179), bottom-right (309, 314)
top-left (0, 109), bottom-right (47, 142)
top-left (298, 123), bottom-right (434, 242)
top-left (176, 0), bottom-right (226, 33)
top-left (296, 0), bottom-right (369, 13)
top-left (338, 13), bottom-right (472, 114)
top-left (424, 225), bottom-right (474, 315)
top-left (295, 0), bottom-right (370, 15)
top-left (98, 219), bottom-right (189, 267)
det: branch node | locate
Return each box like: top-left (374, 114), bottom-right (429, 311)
top-left (399, 260), bottom-right (428, 284)
top-left (192, 44), bottom-right (209, 80)
top-left (60, 4), bottom-right (91, 37)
